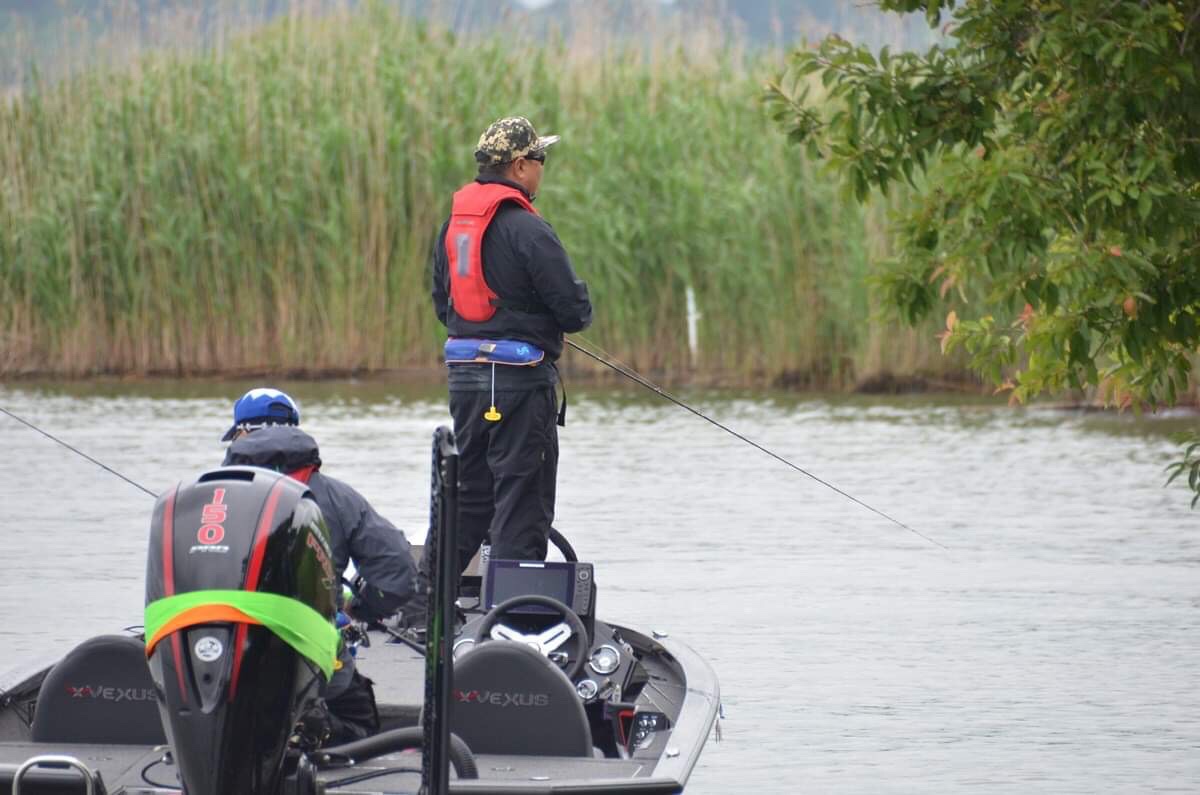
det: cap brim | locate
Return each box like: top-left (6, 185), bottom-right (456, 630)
top-left (534, 134), bottom-right (560, 153)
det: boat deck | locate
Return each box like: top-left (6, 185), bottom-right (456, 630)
top-left (0, 741), bottom-right (665, 794)
top-left (0, 625), bottom-right (717, 794)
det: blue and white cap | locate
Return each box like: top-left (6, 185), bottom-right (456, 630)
top-left (221, 387), bottom-right (301, 441)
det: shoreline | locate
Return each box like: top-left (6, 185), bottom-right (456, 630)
top-left (0, 363), bottom-right (989, 395)
top-left (3, 361), bottom-right (1194, 410)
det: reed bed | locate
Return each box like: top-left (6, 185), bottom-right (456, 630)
top-left (0, 2), bottom-right (960, 385)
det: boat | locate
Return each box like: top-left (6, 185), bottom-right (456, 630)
top-left (0, 427), bottom-right (720, 794)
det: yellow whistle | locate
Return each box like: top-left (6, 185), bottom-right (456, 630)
top-left (484, 406), bottom-right (502, 422)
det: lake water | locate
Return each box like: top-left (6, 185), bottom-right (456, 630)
top-left (1, 379), bottom-right (1198, 793)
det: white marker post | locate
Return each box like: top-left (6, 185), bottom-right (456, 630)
top-left (685, 285), bottom-right (701, 369)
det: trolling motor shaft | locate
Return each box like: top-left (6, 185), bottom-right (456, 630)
top-left (421, 427), bottom-right (460, 795)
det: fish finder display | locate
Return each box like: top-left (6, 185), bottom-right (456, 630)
top-left (489, 563), bottom-right (571, 606)
top-left (484, 560), bottom-right (594, 617)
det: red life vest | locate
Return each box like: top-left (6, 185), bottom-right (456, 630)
top-left (288, 465), bottom-right (317, 484)
top-left (445, 182), bottom-right (538, 323)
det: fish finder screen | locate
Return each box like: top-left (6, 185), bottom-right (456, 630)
top-left (487, 562), bottom-right (573, 610)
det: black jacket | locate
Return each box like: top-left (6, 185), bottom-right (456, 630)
top-left (431, 175), bottom-right (592, 362)
top-left (223, 426), bottom-right (418, 621)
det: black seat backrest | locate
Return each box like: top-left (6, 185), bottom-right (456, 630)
top-left (450, 642), bottom-right (592, 757)
top-left (32, 634), bottom-right (166, 745)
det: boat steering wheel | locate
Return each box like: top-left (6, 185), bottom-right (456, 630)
top-left (477, 595), bottom-right (589, 680)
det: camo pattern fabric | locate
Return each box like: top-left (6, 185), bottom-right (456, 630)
top-left (474, 116), bottom-right (560, 165)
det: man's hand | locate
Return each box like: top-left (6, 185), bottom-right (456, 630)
top-left (290, 702), bottom-right (332, 750)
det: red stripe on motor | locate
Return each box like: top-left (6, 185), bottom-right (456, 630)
top-left (227, 623), bottom-right (249, 701)
top-left (162, 487), bottom-right (178, 596)
top-left (229, 478), bottom-right (287, 701)
top-left (244, 479), bottom-right (285, 591)
top-left (160, 487), bottom-right (189, 706)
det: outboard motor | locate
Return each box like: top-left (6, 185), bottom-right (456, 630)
top-left (144, 467), bottom-right (339, 795)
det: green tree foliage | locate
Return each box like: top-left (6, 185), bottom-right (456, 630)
top-left (767, 0), bottom-right (1200, 500)
top-left (1165, 437), bottom-right (1200, 508)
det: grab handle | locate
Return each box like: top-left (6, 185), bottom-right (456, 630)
top-left (12, 754), bottom-right (101, 795)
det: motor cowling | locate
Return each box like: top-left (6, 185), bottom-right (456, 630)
top-left (145, 466), bottom-right (338, 795)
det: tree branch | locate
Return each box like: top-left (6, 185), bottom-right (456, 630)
top-left (1180, 5), bottom-right (1200, 56)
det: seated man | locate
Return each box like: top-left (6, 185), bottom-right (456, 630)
top-left (220, 387), bottom-right (418, 743)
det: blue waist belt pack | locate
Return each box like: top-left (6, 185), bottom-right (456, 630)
top-left (445, 338), bottom-right (545, 366)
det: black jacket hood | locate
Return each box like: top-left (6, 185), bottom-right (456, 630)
top-left (222, 426), bottom-right (322, 473)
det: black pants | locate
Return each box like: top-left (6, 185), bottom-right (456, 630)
top-left (325, 670), bottom-right (380, 745)
top-left (449, 386), bottom-right (558, 573)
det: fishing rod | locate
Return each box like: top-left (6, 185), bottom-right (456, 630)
top-left (5, 360), bottom-right (946, 551)
top-left (1, 406), bottom-right (157, 498)
top-left (4, 404), bottom-right (385, 654)
top-left (565, 336), bottom-right (948, 550)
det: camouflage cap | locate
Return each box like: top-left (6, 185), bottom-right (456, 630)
top-left (474, 116), bottom-right (560, 166)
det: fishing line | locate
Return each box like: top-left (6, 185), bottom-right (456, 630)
top-left (565, 336), bottom-right (948, 550)
top-left (1, 406), bottom-right (158, 498)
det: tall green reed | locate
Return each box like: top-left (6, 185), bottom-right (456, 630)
top-left (0, 2), bottom-right (959, 385)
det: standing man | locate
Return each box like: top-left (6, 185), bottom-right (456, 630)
top-left (431, 116), bottom-right (592, 575)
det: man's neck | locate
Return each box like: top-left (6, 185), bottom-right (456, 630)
top-left (475, 173), bottom-right (532, 200)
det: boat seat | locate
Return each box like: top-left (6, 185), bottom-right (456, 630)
top-left (32, 634), bottom-right (166, 745)
top-left (450, 641), bottom-right (592, 757)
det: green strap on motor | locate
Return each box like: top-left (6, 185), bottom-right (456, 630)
top-left (145, 590), bottom-right (339, 680)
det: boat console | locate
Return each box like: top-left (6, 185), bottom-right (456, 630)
top-left (441, 556), bottom-right (667, 760)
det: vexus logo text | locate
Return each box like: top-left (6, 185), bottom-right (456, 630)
top-left (65, 684), bottom-right (156, 702)
top-left (453, 689), bottom-right (550, 708)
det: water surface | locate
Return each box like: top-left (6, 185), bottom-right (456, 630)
top-left (1, 380), bottom-right (1197, 793)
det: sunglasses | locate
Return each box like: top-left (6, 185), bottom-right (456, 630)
top-left (525, 152), bottom-right (546, 164)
